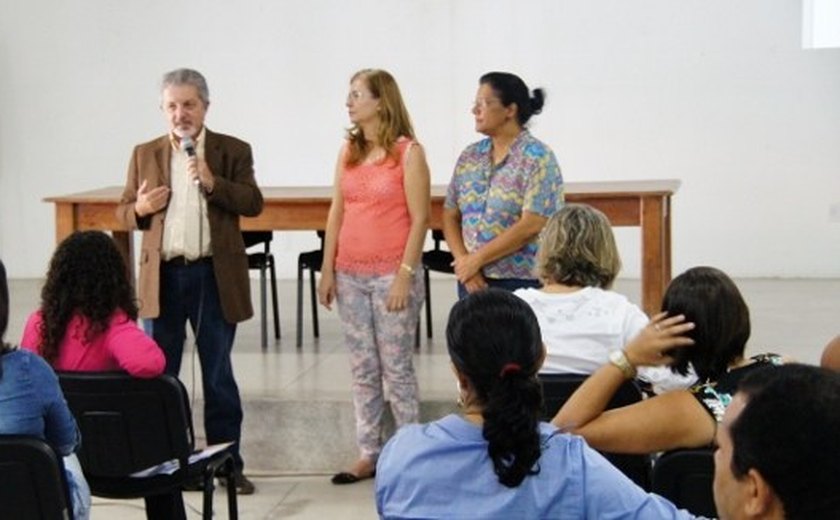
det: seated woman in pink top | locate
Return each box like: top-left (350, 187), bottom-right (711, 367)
top-left (21, 231), bottom-right (178, 520)
top-left (318, 69), bottom-right (431, 484)
top-left (21, 231), bottom-right (165, 377)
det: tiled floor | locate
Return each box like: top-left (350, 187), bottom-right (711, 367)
top-left (87, 476), bottom-right (376, 519)
top-left (5, 275), bottom-right (839, 519)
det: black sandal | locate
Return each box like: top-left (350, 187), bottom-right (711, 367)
top-left (331, 470), bottom-right (375, 485)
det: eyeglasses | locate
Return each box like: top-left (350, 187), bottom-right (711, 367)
top-left (346, 90), bottom-right (371, 103)
top-left (472, 98), bottom-right (501, 110)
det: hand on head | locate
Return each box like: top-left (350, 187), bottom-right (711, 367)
top-left (624, 312), bottom-right (695, 368)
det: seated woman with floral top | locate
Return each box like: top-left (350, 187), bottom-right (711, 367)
top-left (553, 266), bottom-right (785, 454)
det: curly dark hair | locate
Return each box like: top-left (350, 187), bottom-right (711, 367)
top-left (446, 289), bottom-right (544, 488)
top-left (37, 231), bottom-right (138, 365)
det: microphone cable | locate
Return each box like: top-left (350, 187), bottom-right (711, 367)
top-left (186, 141), bottom-right (206, 435)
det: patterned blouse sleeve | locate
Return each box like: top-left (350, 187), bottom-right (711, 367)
top-left (522, 142), bottom-right (564, 217)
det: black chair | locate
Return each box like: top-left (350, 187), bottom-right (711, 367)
top-left (539, 373), bottom-right (652, 490)
top-left (0, 435), bottom-right (74, 520)
top-left (58, 372), bottom-right (238, 520)
top-left (420, 229), bottom-right (454, 340)
top-left (243, 231), bottom-right (280, 349)
top-left (297, 230), bottom-right (325, 348)
top-left (651, 448), bottom-right (717, 518)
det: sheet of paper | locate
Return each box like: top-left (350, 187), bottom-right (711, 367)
top-left (129, 442), bottom-right (235, 478)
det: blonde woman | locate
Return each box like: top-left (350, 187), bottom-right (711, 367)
top-left (318, 69), bottom-right (430, 484)
top-left (515, 204), bottom-right (694, 393)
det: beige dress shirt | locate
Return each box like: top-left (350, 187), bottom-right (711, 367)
top-left (162, 127), bottom-right (212, 260)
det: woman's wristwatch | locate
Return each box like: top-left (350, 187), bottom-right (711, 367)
top-left (609, 350), bottom-right (637, 379)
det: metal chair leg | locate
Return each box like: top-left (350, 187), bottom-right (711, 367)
top-left (259, 264), bottom-right (267, 350)
top-left (309, 267), bottom-right (319, 338)
top-left (224, 457), bottom-right (239, 520)
top-left (296, 263), bottom-right (304, 349)
top-left (424, 267), bottom-right (432, 338)
top-left (269, 259), bottom-right (280, 340)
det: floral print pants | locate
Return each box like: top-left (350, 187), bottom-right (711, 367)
top-left (336, 270), bottom-right (424, 459)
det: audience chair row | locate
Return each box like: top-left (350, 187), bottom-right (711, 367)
top-left (63, 372), bottom-right (237, 520)
top-left (539, 373), bottom-right (716, 518)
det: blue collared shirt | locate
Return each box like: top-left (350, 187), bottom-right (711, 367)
top-left (376, 414), bottom-right (699, 519)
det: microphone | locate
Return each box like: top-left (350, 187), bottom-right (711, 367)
top-left (181, 136), bottom-right (200, 186)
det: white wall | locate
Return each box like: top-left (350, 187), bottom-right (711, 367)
top-left (804, 0), bottom-right (840, 48)
top-left (1, 0), bottom-right (839, 279)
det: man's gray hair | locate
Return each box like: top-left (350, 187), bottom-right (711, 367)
top-left (161, 68), bottom-right (210, 106)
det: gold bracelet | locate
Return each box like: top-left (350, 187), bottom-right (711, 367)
top-left (400, 263), bottom-right (415, 275)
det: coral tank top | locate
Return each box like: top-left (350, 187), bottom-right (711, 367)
top-left (335, 138), bottom-right (413, 275)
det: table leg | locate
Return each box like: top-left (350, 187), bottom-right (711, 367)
top-left (640, 196), bottom-right (669, 317)
top-left (54, 203), bottom-right (75, 245)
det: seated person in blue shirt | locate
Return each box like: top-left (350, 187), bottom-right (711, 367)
top-left (375, 289), bottom-right (699, 519)
top-left (0, 259), bottom-right (91, 519)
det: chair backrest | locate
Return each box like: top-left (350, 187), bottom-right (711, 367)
top-left (299, 231), bottom-right (326, 271)
top-left (242, 231), bottom-right (272, 252)
top-left (539, 373), bottom-right (652, 489)
top-left (651, 448), bottom-right (717, 518)
top-left (0, 435), bottom-right (73, 520)
top-left (58, 372), bottom-right (193, 478)
top-left (422, 229), bottom-right (455, 274)
top-left (539, 373), bottom-right (643, 419)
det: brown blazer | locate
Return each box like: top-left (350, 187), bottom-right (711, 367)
top-left (115, 129), bottom-right (264, 323)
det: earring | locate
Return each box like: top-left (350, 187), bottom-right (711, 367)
top-left (456, 381), bottom-right (464, 408)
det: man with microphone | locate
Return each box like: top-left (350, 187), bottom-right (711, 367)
top-left (116, 68), bottom-right (262, 496)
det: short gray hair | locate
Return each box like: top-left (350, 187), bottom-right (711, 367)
top-left (161, 68), bottom-right (209, 106)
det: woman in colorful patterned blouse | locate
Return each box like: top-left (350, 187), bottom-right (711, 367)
top-left (443, 72), bottom-right (564, 298)
top-left (553, 266), bottom-right (785, 454)
top-left (318, 69), bottom-right (431, 485)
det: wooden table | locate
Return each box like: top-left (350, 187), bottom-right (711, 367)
top-left (45, 179), bottom-right (679, 316)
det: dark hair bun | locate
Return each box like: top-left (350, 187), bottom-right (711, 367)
top-left (530, 88), bottom-right (545, 115)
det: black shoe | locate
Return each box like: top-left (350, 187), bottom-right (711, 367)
top-left (331, 470), bottom-right (375, 485)
top-left (218, 471), bottom-right (255, 495)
